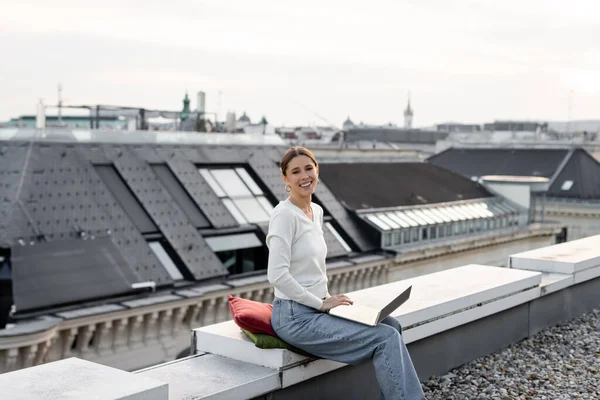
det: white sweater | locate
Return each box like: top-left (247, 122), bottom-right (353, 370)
top-left (266, 198), bottom-right (330, 310)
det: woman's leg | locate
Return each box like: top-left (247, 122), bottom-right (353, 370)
top-left (272, 299), bottom-right (424, 400)
top-left (380, 315), bottom-right (402, 335)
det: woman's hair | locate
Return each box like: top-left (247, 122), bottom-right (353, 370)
top-left (280, 146), bottom-right (318, 176)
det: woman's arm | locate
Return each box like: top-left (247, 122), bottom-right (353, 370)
top-left (266, 212), bottom-right (324, 310)
top-left (317, 205), bottom-right (332, 299)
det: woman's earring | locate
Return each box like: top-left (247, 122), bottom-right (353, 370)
top-left (285, 185), bottom-right (292, 192)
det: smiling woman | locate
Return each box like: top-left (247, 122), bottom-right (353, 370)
top-left (280, 146), bottom-right (320, 220)
top-left (266, 146), bottom-right (424, 400)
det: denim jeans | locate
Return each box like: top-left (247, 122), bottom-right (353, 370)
top-left (272, 297), bottom-right (425, 400)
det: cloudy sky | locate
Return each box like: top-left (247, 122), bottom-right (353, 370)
top-left (1, 0), bottom-right (599, 127)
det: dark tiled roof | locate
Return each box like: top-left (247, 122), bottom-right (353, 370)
top-left (427, 148), bottom-right (569, 179)
top-left (12, 237), bottom-right (139, 312)
top-left (0, 140), bottom-right (372, 313)
top-left (548, 149), bottom-right (600, 199)
top-left (428, 147), bottom-right (600, 200)
top-left (318, 163), bottom-right (492, 210)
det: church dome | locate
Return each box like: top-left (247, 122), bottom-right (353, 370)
top-left (343, 116), bottom-right (355, 130)
top-left (238, 112), bottom-right (251, 123)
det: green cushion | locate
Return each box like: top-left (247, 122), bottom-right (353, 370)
top-left (241, 329), bottom-right (315, 357)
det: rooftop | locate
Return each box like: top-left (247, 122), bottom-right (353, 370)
top-left (2, 234), bottom-right (599, 399)
top-left (428, 147), bottom-right (600, 200)
top-left (319, 162), bottom-right (492, 210)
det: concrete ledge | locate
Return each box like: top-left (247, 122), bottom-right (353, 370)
top-left (192, 264), bottom-right (543, 392)
top-left (192, 320), bottom-right (309, 370)
top-left (136, 354), bottom-right (279, 400)
top-left (0, 357), bottom-right (168, 400)
top-left (510, 234), bottom-right (600, 273)
top-left (539, 273), bottom-right (573, 295)
top-left (190, 238), bottom-right (600, 398)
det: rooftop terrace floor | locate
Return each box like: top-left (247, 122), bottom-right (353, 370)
top-left (422, 308), bottom-right (600, 400)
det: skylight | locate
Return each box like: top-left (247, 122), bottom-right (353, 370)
top-left (561, 180), bottom-right (574, 191)
top-left (148, 242), bottom-right (184, 281)
top-left (199, 167), bottom-right (274, 225)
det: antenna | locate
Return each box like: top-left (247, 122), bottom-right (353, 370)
top-left (567, 89), bottom-right (573, 136)
top-left (218, 90), bottom-right (223, 123)
top-left (293, 101), bottom-right (340, 131)
top-left (58, 83), bottom-right (63, 125)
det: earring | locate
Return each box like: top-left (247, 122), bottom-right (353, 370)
top-left (285, 185), bottom-right (291, 192)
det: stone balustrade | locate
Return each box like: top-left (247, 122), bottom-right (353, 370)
top-left (0, 257), bottom-right (391, 374)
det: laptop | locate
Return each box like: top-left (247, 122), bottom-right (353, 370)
top-left (328, 285), bottom-right (412, 327)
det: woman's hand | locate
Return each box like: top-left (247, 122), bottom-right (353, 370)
top-left (320, 294), bottom-right (353, 312)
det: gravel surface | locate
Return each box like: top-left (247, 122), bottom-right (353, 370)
top-left (422, 308), bottom-right (600, 400)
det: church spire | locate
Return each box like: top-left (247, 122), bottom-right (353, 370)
top-left (404, 92), bottom-right (413, 129)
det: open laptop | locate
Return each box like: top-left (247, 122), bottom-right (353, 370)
top-left (328, 284), bottom-right (412, 327)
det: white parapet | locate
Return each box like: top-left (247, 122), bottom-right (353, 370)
top-left (509, 234), bottom-right (600, 274)
top-left (192, 264), bottom-right (542, 389)
top-left (0, 357), bottom-right (168, 400)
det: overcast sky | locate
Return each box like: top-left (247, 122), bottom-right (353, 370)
top-left (1, 0), bottom-right (599, 127)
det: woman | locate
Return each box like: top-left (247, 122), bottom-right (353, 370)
top-left (267, 146), bottom-right (424, 400)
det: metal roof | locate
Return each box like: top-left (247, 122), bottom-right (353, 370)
top-left (428, 147), bottom-right (600, 200)
top-left (318, 162), bottom-right (492, 210)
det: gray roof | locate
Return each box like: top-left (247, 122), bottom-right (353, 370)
top-left (319, 162), bottom-right (492, 210)
top-left (428, 147), bottom-right (600, 200)
top-left (0, 140), bottom-right (364, 313)
top-left (343, 128), bottom-right (449, 144)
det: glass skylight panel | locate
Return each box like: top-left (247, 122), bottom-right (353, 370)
top-left (377, 213), bottom-right (400, 229)
top-left (429, 207), bottom-right (454, 223)
top-left (561, 180), bottom-right (574, 191)
top-left (199, 168), bottom-right (226, 197)
top-left (403, 210), bottom-right (429, 226)
top-left (420, 208), bottom-right (445, 224)
top-left (325, 222), bottom-right (352, 252)
top-left (464, 203), bottom-right (488, 218)
top-left (235, 168), bottom-right (263, 195)
top-left (410, 209), bottom-right (436, 225)
top-left (395, 211), bottom-right (419, 227)
top-left (222, 198), bottom-right (248, 224)
top-left (451, 205), bottom-right (475, 220)
top-left (472, 203), bottom-right (494, 218)
top-left (205, 233), bottom-right (262, 252)
top-left (233, 198), bottom-right (270, 223)
top-left (366, 215), bottom-right (392, 230)
top-left (257, 196), bottom-right (274, 215)
top-left (471, 203), bottom-right (491, 218)
top-left (460, 204), bottom-right (481, 219)
top-left (149, 242), bottom-right (184, 281)
top-left (385, 212), bottom-right (410, 228)
top-left (434, 207), bottom-right (460, 222)
top-left (210, 169), bottom-right (253, 198)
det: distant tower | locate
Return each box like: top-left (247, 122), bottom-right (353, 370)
top-left (404, 94), bottom-right (414, 129)
top-left (180, 92), bottom-right (191, 120)
top-left (196, 91), bottom-right (206, 114)
top-left (225, 111), bottom-right (237, 132)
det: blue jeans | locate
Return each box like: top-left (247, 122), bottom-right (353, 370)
top-left (272, 298), bottom-right (424, 400)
